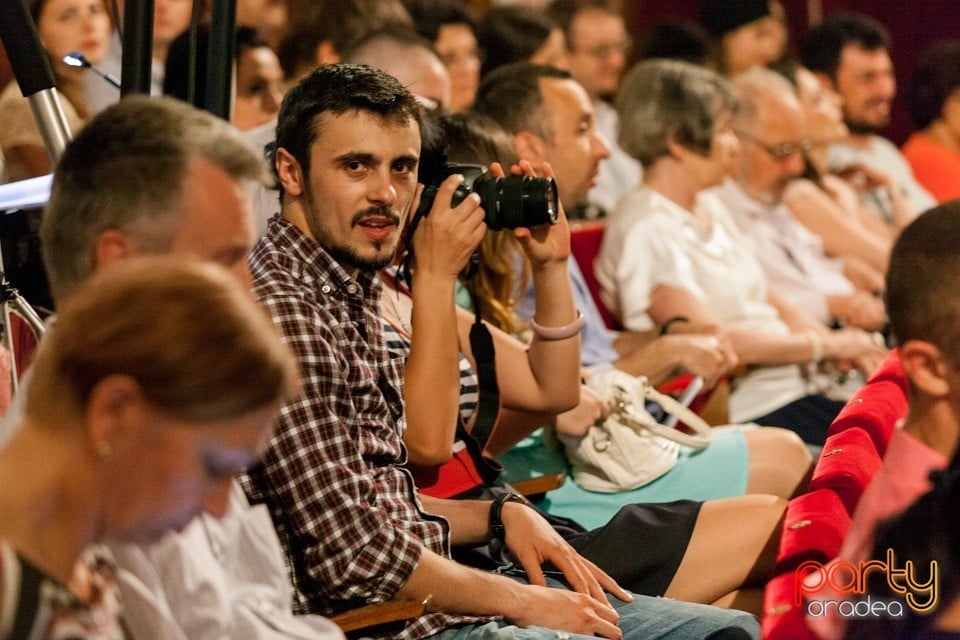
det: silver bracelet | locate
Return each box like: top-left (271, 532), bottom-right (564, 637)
top-left (529, 310), bottom-right (585, 341)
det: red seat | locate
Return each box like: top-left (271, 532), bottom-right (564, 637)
top-left (774, 489), bottom-right (851, 574)
top-left (807, 428), bottom-right (882, 516)
top-left (827, 350), bottom-right (906, 456)
top-left (762, 572), bottom-right (819, 640)
top-left (569, 221), bottom-right (620, 330)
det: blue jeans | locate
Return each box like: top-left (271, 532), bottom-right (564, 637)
top-left (429, 577), bottom-right (759, 640)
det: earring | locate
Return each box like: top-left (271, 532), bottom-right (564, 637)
top-left (97, 441), bottom-right (113, 459)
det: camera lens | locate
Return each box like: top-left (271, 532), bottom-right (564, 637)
top-left (478, 174), bottom-right (559, 230)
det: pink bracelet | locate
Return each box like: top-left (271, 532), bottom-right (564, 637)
top-left (529, 310), bottom-right (585, 341)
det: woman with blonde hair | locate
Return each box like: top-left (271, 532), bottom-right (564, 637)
top-left (0, 257), bottom-right (297, 637)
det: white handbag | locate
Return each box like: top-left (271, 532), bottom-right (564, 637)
top-left (559, 370), bottom-right (713, 493)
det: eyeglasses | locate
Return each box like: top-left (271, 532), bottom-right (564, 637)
top-left (576, 37), bottom-right (632, 59)
top-left (734, 129), bottom-right (812, 160)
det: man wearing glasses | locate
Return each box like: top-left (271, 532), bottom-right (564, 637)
top-left (547, 0), bottom-right (639, 216)
top-left (711, 67), bottom-right (886, 332)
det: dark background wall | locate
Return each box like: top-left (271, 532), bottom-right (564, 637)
top-left (626, 0), bottom-right (960, 145)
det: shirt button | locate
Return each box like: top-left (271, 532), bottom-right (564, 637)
top-left (321, 285), bottom-right (332, 294)
top-left (346, 283), bottom-right (359, 295)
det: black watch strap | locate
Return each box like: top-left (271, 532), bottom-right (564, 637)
top-left (488, 493), bottom-right (526, 541)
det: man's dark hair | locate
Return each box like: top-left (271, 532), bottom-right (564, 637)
top-left (477, 6), bottom-right (558, 78)
top-left (886, 201), bottom-right (960, 361)
top-left (907, 40), bottom-right (960, 130)
top-left (801, 12), bottom-right (891, 81)
top-left (473, 62), bottom-right (572, 139)
top-left (275, 64), bottom-right (422, 199)
top-left (403, 0), bottom-right (479, 42)
top-left (545, 0), bottom-right (620, 49)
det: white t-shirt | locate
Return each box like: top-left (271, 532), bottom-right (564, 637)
top-left (827, 135), bottom-right (936, 222)
top-left (595, 184), bottom-right (811, 422)
top-left (710, 178), bottom-right (854, 325)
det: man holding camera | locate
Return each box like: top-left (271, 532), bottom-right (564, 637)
top-left (243, 63), bottom-right (759, 640)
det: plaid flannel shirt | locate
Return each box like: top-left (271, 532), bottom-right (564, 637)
top-left (242, 215), bottom-right (489, 640)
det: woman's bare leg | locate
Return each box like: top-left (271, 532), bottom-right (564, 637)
top-left (744, 427), bottom-right (813, 499)
top-left (664, 494), bottom-right (785, 612)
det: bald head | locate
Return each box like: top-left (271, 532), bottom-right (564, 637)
top-left (731, 66), bottom-right (801, 131)
top-left (730, 67), bottom-right (807, 204)
top-left (345, 31), bottom-right (452, 110)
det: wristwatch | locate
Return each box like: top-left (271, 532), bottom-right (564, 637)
top-left (488, 493), bottom-right (526, 541)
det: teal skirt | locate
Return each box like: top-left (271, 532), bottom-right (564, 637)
top-left (499, 428), bottom-right (750, 531)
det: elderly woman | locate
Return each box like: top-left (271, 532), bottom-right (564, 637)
top-left (0, 257), bottom-right (296, 636)
top-left (0, 0), bottom-right (111, 181)
top-left (595, 59), bottom-right (884, 444)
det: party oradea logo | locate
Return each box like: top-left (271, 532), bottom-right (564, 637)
top-left (796, 549), bottom-right (939, 619)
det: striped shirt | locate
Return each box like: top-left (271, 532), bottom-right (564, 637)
top-left (242, 215), bottom-right (489, 639)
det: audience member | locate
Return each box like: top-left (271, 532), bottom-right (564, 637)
top-left (0, 256), bottom-right (297, 638)
top-left (810, 203), bottom-right (960, 640)
top-left (35, 94), bottom-right (343, 640)
top-left (715, 67), bottom-right (887, 330)
top-left (404, 0), bottom-right (482, 111)
top-left (164, 26), bottom-right (284, 131)
top-left (699, 0), bottom-right (781, 76)
top-left (902, 40), bottom-right (960, 203)
top-left (595, 59), bottom-right (883, 444)
top-left (344, 27), bottom-right (451, 110)
top-left (547, 0), bottom-right (639, 215)
top-left (243, 62), bottom-right (761, 639)
top-left (478, 5), bottom-right (568, 78)
top-left (233, 28), bottom-right (285, 132)
top-left (780, 64), bottom-right (895, 274)
top-left (276, 0), bottom-right (412, 85)
top-left (802, 12), bottom-right (935, 223)
top-left (0, 0), bottom-right (111, 182)
top-left (473, 64), bottom-right (740, 394)
top-left (152, 0), bottom-right (193, 86)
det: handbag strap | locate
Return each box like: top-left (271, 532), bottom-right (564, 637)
top-left (609, 376), bottom-right (712, 449)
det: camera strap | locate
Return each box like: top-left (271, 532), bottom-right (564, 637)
top-left (467, 260), bottom-right (500, 450)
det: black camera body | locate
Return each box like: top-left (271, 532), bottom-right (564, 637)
top-left (416, 162), bottom-right (559, 231)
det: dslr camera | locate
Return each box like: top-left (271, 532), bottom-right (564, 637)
top-left (415, 162), bottom-right (559, 231)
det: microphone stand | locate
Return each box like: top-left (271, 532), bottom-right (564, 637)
top-left (0, 242), bottom-right (46, 395)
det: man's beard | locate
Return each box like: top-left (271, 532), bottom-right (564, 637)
top-left (303, 186), bottom-right (401, 273)
top-left (845, 114), bottom-right (889, 136)
top-left (324, 240), bottom-right (395, 273)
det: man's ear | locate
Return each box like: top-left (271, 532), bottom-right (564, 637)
top-left (513, 130), bottom-right (548, 165)
top-left (94, 229), bottom-right (136, 271)
top-left (665, 136), bottom-right (688, 161)
top-left (275, 147), bottom-right (305, 198)
top-left (813, 71), bottom-right (837, 93)
top-left (84, 375), bottom-right (148, 461)
top-left (901, 340), bottom-right (952, 398)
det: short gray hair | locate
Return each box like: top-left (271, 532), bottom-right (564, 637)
top-left (41, 95), bottom-right (267, 302)
top-left (615, 58), bottom-right (738, 168)
top-left (730, 66), bottom-right (799, 131)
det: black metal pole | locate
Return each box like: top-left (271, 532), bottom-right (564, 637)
top-left (205, 0), bottom-right (236, 120)
top-left (120, 0), bottom-right (154, 95)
